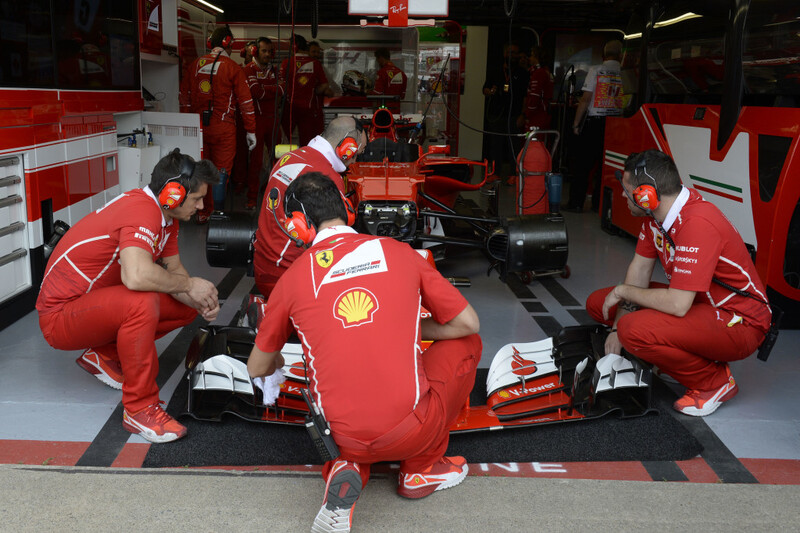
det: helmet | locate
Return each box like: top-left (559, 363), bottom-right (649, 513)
top-left (342, 70), bottom-right (366, 96)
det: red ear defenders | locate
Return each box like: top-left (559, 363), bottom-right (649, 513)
top-left (159, 155), bottom-right (195, 209)
top-left (335, 120), bottom-right (365, 162)
top-left (207, 27), bottom-right (233, 50)
top-left (632, 157), bottom-right (660, 211)
top-left (272, 187), bottom-right (357, 247)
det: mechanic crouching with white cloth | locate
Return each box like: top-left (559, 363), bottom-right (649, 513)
top-left (247, 172), bottom-right (482, 533)
top-left (586, 150), bottom-right (771, 417)
top-left (37, 150), bottom-right (221, 443)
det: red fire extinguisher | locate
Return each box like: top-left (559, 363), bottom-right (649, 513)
top-left (516, 129), bottom-right (559, 215)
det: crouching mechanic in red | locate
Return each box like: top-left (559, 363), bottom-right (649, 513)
top-left (36, 150), bottom-right (221, 443)
top-left (586, 150), bottom-right (771, 417)
top-left (252, 116), bottom-right (366, 299)
top-left (247, 172), bottom-right (482, 533)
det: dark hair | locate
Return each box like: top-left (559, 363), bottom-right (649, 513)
top-left (624, 150), bottom-right (682, 196)
top-left (256, 36), bottom-right (272, 47)
top-left (209, 26), bottom-right (233, 49)
top-left (292, 34), bottom-right (308, 51)
top-left (374, 47), bottom-right (391, 60)
top-left (149, 149), bottom-right (219, 195)
top-left (308, 40), bottom-right (321, 49)
top-left (284, 172), bottom-right (347, 229)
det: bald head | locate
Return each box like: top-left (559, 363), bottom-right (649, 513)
top-left (322, 116), bottom-right (367, 165)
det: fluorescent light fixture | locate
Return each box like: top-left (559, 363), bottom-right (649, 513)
top-left (617, 12), bottom-right (702, 40)
top-left (195, 0), bottom-right (224, 14)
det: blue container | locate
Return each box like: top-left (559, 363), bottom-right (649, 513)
top-left (545, 172), bottom-right (563, 213)
top-left (213, 169), bottom-right (229, 211)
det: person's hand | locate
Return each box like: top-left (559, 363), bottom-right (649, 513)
top-left (246, 132), bottom-right (257, 151)
top-left (187, 277), bottom-right (218, 312)
top-left (572, 125), bottom-right (581, 135)
top-left (605, 330), bottom-right (622, 355)
top-left (602, 285), bottom-right (623, 321)
top-left (200, 302), bottom-right (220, 322)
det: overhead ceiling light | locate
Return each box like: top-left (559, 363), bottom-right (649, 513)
top-left (195, 0), bottom-right (224, 14)
top-left (615, 12), bottom-right (702, 40)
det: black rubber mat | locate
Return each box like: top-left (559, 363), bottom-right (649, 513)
top-left (143, 369), bottom-right (703, 468)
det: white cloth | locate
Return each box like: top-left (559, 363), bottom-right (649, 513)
top-left (252, 369), bottom-right (286, 406)
top-left (307, 135), bottom-right (347, 173)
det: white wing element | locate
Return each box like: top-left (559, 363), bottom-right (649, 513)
top-left (192, 355), bottom-right (254, 394)
top-left (593, 353), bottom-right (650, 393)
top-left (486, 338), bottom-right (556, 396)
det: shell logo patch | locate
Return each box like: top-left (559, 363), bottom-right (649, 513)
top-left (333, 288), bottom-right (378, 328)
top-left (316, 250), bottom-right (334, 268)
top-left (164, 192), bottom-right (182, 208)
top-left (299, 75), bottom-right (308, 86)
top-left (200, 80), bottom-right (211, 93)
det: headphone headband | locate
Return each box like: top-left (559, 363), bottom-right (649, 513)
top-left (158, 154), bottom-right (195, 210)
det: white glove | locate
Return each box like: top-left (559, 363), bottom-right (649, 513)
top-left (246, 132), bottom-right (257, 151)
top-left (252, 369), bottom-right (286, 406)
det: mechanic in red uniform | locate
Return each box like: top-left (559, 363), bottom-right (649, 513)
top-left (247, 172), bottom-right (481, 533)
top-left (242, 37), bottom-right (282, 209)
top-left (520, 45), bottom-right (554, 131)
top-left (36, 150), bottom-right (221, 443)
top-left (586, 150), bottom-right (771, 417)
top-left (252, 116), bottom-right (366, 298)
top-left (231, 41), bottom-right (256, 199)
top-left (279, 34), bottom-right (331, 146)
top-left (371, 47), bottom-right (407, 112)
top-left (180, 26), bottom-right (257, 222)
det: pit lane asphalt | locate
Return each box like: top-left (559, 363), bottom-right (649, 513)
top-left (2, 465), bottom-right (798, 531)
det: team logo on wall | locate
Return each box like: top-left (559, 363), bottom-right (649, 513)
top-left (333, 288), bottom-right (378, 328)
top-left (316, 250), bottom-right (334, 268)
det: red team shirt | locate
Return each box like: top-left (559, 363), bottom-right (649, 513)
top-left (37, 188), bottom-right (179, 314)
top-left (255, 227), bottom-right (469, 441)
top-left (179, 49), bottom-right (256, 131)
top-left (253, 145), bottom-right (346, 286)
top-left (279, 54), bottom-right (328, 109)
top-left (635, 188), bottom-right (771, 331)
top-left (373, 63), bottom-right (407, 98)
top-left (243, 60), bottom-right (281, 118)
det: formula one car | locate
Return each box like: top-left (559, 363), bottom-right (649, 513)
top-left (206, 107), bottom-right (568, 281)
top-left (183, 323), bottom-right (655, 433)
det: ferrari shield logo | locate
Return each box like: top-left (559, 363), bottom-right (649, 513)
top-left (316, 250), bottom-right (334, 268)
top-left (280, 154), bottom-right (291, 166)
top-left (199, 58), bottom-right (207, 67)
top-left (334, 288), bottom-right (378, 328)
top-left (388, 71), bottom-right (394, 79)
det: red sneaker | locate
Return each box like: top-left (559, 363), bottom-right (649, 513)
top-left (122, 402), bottom-right (187, 443)
top-left (673, 366), bottom-right (738, 417)
top-left (397, 456), bottom-right (468, 499)
top-left (311, 460), bottom-right (362, 533)
top-left (76, 348), bottom-right (123, 390)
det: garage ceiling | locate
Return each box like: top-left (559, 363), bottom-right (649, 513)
top-left (213, 0), bottom-right (637, 31)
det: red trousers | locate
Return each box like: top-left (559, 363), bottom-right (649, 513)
top-left (247, 114), bottom-right (277, 203)
top-left (39, 286), bottom-right (196, 412)
top-left (282, 105), bottom-right (324, 147)
top-left (586, 284), bottom-right (764, 391)
top-left (322, 333), bottom-right (481, 487)
top-left (201, 121), bottom-right (238, 216)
